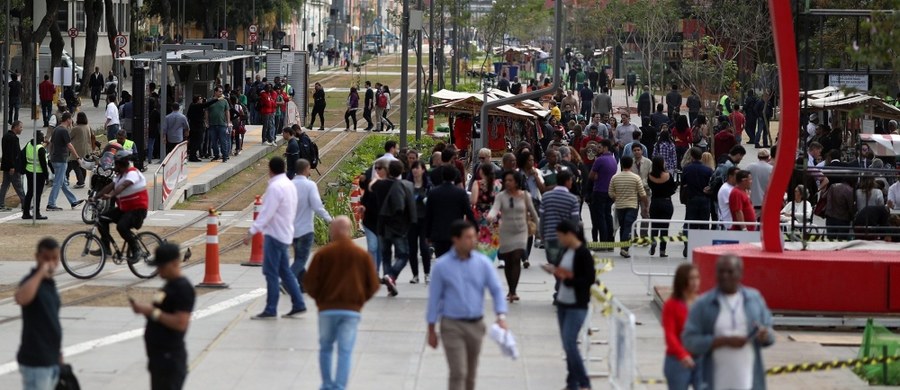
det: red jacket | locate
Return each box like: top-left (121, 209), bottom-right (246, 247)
top-left (662, 298), bottom-right (690, 359)
top-left (258, 91), bottom-right (276, 115)
top-left (39, 80), bottom-right (55, 102)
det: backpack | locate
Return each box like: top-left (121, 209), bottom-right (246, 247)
top-left (298, 133), bottom-right (320, 169)
top-left (376, 92), bottom-right (388, 108)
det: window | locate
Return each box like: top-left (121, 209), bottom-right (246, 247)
top-left (75, 1), bottom-right (85, 31)
top-left (56, 1), bottom-right (69, 32)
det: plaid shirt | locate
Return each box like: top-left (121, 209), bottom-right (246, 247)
top-left (653, 141), bottom-right (678, 173)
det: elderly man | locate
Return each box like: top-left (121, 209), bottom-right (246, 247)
top-left (682, 254), bottom-right (775, 390)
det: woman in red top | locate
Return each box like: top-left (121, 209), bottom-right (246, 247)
top-left (671, 115), bottom-right (693, 169)
top-left (662, 263), bottom-right (700, 389)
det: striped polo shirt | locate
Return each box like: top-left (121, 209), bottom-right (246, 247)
top-left (609, 171), bottom-right (646, 209)
top-left (540, 186), bottom-right (581, 241)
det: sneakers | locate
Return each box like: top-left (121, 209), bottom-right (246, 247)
top-left (424, 274), bottom-right (430, 284)
top-left (620, 249), bottom-right (631, 258)
top-left (383, 275), bottom-right (398, 297)
top-left (73, 184), bottom-right (85, 189)
top-left (46, 205), bottom-right (63, 211)
top-left (410, 276), bottom-right (419, 284)
top-left (71, 200), bottom-right (85, 209)
top-left (251, 312), bottom-right (278, 320)
top-left (282, 308), bottom-right (307, 318)
top-left (649, 244), bottom-right (656, 256)
top-left (497, 260), bottom-right (506, 269)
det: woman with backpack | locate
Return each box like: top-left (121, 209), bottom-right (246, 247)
top-left (344, 87), bottom-right (360, 131)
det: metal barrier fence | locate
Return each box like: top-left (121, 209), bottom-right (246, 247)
top-left (607, 297), bottom-right (637, 390)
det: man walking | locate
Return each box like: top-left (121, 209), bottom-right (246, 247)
top-left (588, 139), bottom-right (617, 245)
top-left (374, 160), bottom-right (416, 297)
top-left (363, 81), bottom-right (375, 131)
top-left (38, 75), bottom-right (55, 128)
top-left (716, 167), bottom-right (739, 229)
top-left (591, 87), bottom-right (612, 118)
top-left (243, 157), bottom-right (306, 319)
top-left (745, 149), bottom-right (773, 215)
top-left (637, 85), bottom-right (654, 119)
top-left (310, 82), bottom-right (326, 130)
top-left (665, 84), bottom-right (682, 120)
top-left (129, 243), bottom-right (195, 390)
top-left (8, 72), bottom-right (22, 125)
top-left (540, 170), bottom-right (580, 265)
top-left (682, 254), bottom-right (775, 390)
top-left (105, 95), bottom-right (120, 141)
top-left (578, 82), bottom-right (593, 119)
top-left (46, 113), bottom-right (83, 212)
top-left (163, 103), bottom-right (190, 155)
top-left (206, 86), bottom-right (231, 162)
top-left (0, 120), bottom-right (25, 211)
top-left (425, 167), bottom-right (476, 257)
top-left (291, 159), bottom-right (333, 291)
top-left (609, 156), bottom-right (649, 258)
top-left (304, 217), bottom-right (380, 390)
top-left (16, 238), bottom-right (62, 390)
top-left (686, 90), bottom-right (701, 126)
top-left (426, 220), bottom-right (509, 390)
top-left (89, 67), bottom-right (104, 107)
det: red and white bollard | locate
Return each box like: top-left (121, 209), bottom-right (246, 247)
top-left (197, 208), bottom-right (228, 288)
top-left (242, 195), bottom-right (264, 267)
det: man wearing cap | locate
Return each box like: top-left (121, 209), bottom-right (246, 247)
top-left (130, 243), bottom-right (195, 390)
top-left (745, 149), bottom-right (773, 214)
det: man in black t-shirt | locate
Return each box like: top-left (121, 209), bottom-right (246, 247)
top-left (16, 238), bottom-right (62, 390)
top-left (363, 81), bottom-right (375, 131)
top-left (130, 243), bottom-right (195, 390)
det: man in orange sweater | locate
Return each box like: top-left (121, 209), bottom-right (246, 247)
top-left (304, 216), bottom-right (380, 390)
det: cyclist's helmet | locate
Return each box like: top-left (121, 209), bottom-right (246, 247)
top-left (114, 150), bottom-right (133, 164)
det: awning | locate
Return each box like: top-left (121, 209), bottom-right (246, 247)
top-left (430, 88), bottom-right (545, 119)
top-left (801, 88), bottom-right (900, 120)
top-left (121, 49), bottom-right (255, 64)
top-left (860, 134), bottom-right (900, 156)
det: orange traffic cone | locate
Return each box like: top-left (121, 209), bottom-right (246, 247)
top-left (242, 195), bottom-right (264, 267)
top-left (197, 208), bottom-right (228, 288)
top-left (427, 109), bottom-right (435, 135)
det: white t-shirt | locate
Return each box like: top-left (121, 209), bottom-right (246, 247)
top-left (713, 293), bottom-right (755, 390)
top-left (106, 103), bottom-right (120, 126)
top-left (806, 122), bottom-right (817, 143)
top-left (888, 183), bottom-right (900, 210)
top-left (116, 168), bottom-right (146, 198)
top-left (717, 182), bottom-right (734, 227)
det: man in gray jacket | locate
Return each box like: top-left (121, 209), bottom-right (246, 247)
top-left (591, 87), bottom-right (613, 117)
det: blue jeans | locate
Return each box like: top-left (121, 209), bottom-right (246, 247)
top-left (20, 364), bottom-right (59, 390)
top-left (380, 234), bottom-right (409, 279)
top-left (209, 125), bottom-right (228, 159)
top-left (590, 192), bottom-right (614, 243)
top-left (262, 235), bottom-right (306, 315)
top-left (363, 226), bottom-right (385, 275)
top-left (291, 233), bottom-right (314, 291)
top-left (106, 124), bottom-right (120, 141)
top-left (557, 307), bottom-right (590, 390)
top-left (263, 114), bottom-right (276, 142)
top-left (615, 208), bottom-right (638, 246)
top-left (663, 354), bottom-right (699, 390)
top-left (318, 310), bottom-right (361, 390)
top-left (48, 162), bottom-right (78, 207)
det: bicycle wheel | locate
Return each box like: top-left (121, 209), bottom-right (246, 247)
top-left (128, 232), bottom-right (163, 279)
top-left (61, 231), bottom-right (106, 279)
top-left (81, 201), bottom-right (98, 225)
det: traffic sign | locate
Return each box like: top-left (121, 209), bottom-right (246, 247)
top-left (249, 33), bottom-right (258, 43)
top-left (219, 30), bottom-right (229, 39)
top-left (249, 24), bottom-right (258, 34)
top-left (68, 28), bottom-right (78, 38)
top-left (116, 48), bottom-right (127, 59)
top-left (114, 34), bottom-right (127, 48)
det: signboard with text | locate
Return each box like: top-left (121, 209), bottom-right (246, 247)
top-left (828, 74), bottom-right (870, 91)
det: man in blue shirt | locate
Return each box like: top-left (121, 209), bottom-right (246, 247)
top-left (427, 220), bottom-right (508, 390)
top-left (588, 139), bottom-right (618, 245)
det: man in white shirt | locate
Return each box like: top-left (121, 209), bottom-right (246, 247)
top-left (374, 139), bottom-right (399, 167)
top-left (717, 167), bottom-right (739, 229)
top-left (104, 95), bottom-right (120, 142)
top-left (806, 113), bottom-right (819, 145)
top-left (291, 159), bottom-right (333, 291)
top-left (243, 157), bottom-right (306, 319)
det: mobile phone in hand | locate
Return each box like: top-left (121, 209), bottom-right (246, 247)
top-left (541, 263), bottom-right (556, 274)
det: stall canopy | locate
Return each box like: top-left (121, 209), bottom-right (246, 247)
top-left (430, 88), bottom-right (549, 118)
top-left (802, 87), bottom-right (900, 120)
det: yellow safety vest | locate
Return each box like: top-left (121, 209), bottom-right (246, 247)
top-left (719, 95), bottom-right (731, 116)
top-left (25, 143), bottom-right (44, 174)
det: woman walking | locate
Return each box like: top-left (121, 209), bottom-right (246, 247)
top-left (381, 85), bottom-right (395, 131)
top-left (488, 171), bottom-right (539, 302)
top-left (654, 129), bottom-right (677, 174)
top-left (662, 263), bottom-right (700, 389)
top-left (471, 163), bottom-right (502, 264)
top-left (648, 157), bottom-right (677, 257)
top-left (230, 95), bottom-right (246, 156)
top-left (518, 150), bottom-right (544, 268)
top-left (550, 219), bottom-right (596, 390)
top-left (344, 87), bottom-right (360, 131)
top-left (407, 160), bottom-right (432, 284)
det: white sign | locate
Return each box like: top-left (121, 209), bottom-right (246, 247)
top-left (862, 119), bottom-right (876, 134)
top-left (219, 30), bottom-right (229, 39)
top-left (114, 34), bottom-right (127, 48)
top-left (248, 24), bottom-right (258, 34)
top-left (686, 229), bottom-right (765, 261)
top-left (160, 141), bottom-right (189, 207)
top-left (828, 74), bottom-right (869, 91)
top-left (52, 67), bottom-right (74, 86)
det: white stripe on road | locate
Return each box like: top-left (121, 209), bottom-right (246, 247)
top-left (0, 212), bottom-right (23, 223)
top-left (0, 288), bottom-right (266, 376)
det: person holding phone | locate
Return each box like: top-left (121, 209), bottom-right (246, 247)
top-left (15, 238), bottom-right (63, 390)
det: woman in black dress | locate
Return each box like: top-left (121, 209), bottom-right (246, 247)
top-left (648, 156), bottom-right (677, 257)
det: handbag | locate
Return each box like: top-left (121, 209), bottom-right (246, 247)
top-left (56, 363), bottom-right (81, 390)
top-left (679, 184), bottom-right (690, 205)
top-left (527, 218), bottom-right (537, 236)
top-left (813, 187), bottom-right (829, 218)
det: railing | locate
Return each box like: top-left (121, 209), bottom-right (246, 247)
top-left (152, 141), bottom-right (189, 211)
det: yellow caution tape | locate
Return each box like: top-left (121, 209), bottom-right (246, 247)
top-left (635, 378), bottom-right (667, 384)
top-left (587, 233), bottom-right (847, 252)
top-left (767, 353), bottom-right (900, 375)
top-left (589, 256), bottom-right (615, 316)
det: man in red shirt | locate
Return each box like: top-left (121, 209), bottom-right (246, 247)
top-left (729, 170), bottom-right (756, 231)
top-left (258, 84), bottom-right (277, 145)
top-left (713, 124), bottom-right (737, 163)
top-left (39, 75), bottom-right (55, 128)
top-left (580, 124), bottom-right (604, 164)
top-left (729, 105), bottom-right (746, 144)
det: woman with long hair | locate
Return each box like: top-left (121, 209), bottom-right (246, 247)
top-left (648, 157), bottom-right (677, 257)
top-left (407, 160), bottom-right (433, 284)
top-left (471, 163), bottom-right (502, 263)
top-left (344, 86), bottom-right (360, 131)
top-left (229, 95), bottom-right (245, 156)
top-left (856, 176), bottom-right (885, 214)
top-left (551, 219), bottom-right (596, 390)
top-left (672, 114), bottom-right (693, 168)
top-left (488, 170), bottom-right (539, 302)
top-left (654, 129), bottom-right (678, 174)
top-left (699, 152), bottom-right (716, 171)
top-left (381, 85), bottom-right (395, 131)
top-left (662, 263), bottom-right (700, 389)
top-left (517, 150), bottom-right (544, 268)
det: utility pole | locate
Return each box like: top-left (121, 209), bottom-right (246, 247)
top-left (399, 0), bottom-right (409, 148)
top-left (450, 0), bottom-right (457, 90)
top-left (438, 1), bottom-right (444, 90)
top-left (415, 0), bottom-right (423, 141)
top-left (428, 0), bottom-right (434, 105)
top-left (3, 0), bottom-right (10, 134)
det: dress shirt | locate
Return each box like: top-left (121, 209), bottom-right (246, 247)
top-left (250, 174), bottom-right (297, 245)
top-left (293, 175), bottom-right (333, 237)
top-left (426, 249), bottom-right (507, 324)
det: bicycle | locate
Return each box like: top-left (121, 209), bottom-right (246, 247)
top-left (61, 220), bottom-right (164, 279)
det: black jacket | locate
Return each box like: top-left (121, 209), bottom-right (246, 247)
top-left (556, 244), bottom-right (596, 309)
top-left (424, 183), bottom-right (475, 242)
top-left (637, 92), bottom-right (654, 117)
top-left (1, 131), bottom-right (20, 172)
top-left (313, 89), bottom-right (326, 107)
top-left (89, 73), bottom-right (104, 91)
top-left (364, 88), bottom-right (374, 110)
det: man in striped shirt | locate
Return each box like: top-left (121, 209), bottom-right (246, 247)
top-left (540, 170), bottom-right (581, 265)
top-left (609, 156), bottom-right (649, 258)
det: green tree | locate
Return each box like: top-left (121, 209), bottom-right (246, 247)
top-left (847, 0), bottom-right (899, 93)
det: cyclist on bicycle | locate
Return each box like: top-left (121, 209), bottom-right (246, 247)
top-left (91, 150), bottom-right (148, 261)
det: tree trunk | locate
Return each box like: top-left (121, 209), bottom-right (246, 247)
top-left (104, 0), bottom-right (119, 78)
top-left (80, 0), bottom-right (104, 96)
top-left (18, 0), bottom-right (62, 104)
top-left (49, 22), bottom-right (65, 78)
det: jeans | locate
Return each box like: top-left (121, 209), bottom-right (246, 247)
top-left (310, 105), bottom-right (326, 129)
top-left (291, 233), bottom-right (315, 291)
top-left (262, 235), bottom-right (306, 315)
top-left (0, 170), bottom-right (25, 207)
top-left (557, 307), bottom-right (590, 390)
top-left (363, 226), bottom-right (385, 275)
top-left (48, 162), bottom-right (78, 207)
top-left (318, 310), bottom-right (361, 390)
top-left (208, 125), bottom-right (228, 160)
top-left (148, 350), bottom-right (187, 390)
top-left (663, 354), bottom-right (699, 390)
top-left (590, 192), bottom-right (614, 243)
top-left (106, 124), bottom-right (120, 141)
top-left (746, 115), bottom-right (758, 144)
top-left (407, 220), bottom-right (431, 277)
top-left (20, 364), bottom-right (59, 390)
top-left (683, 196), bottom-right (712, 235)
top-left (263, 114), bottom-right (276, 142)
top-left (363, 108), bottom-right (373, 129)
top-left (616, 208), bottom-right (638, 248)
top-left (380, 234), bottom-right (409, 279)
top-left (41, 101), bottom-right (53, 127)
top-left (757, 117), bottom-right (770, 146)
top-left (544, 238), bottom-right (562, 265)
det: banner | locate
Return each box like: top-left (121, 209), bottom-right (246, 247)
top-left (160, 141), bottom-right (189, 206)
